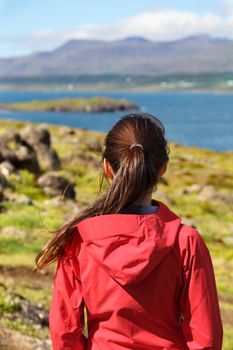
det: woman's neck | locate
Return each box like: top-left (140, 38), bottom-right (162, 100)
top-left (132, 191), bottom-right (153, 206)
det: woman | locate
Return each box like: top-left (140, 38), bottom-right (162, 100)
top-left (35, 113), bottom-right (223, 350)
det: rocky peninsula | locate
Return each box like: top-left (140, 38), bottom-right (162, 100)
top-left (0, 96), bottom-right (138, 113)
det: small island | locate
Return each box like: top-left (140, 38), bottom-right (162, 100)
top-left (0, 96), bottom-right (139, 113)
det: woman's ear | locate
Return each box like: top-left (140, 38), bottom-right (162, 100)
top-left (103, 158), bottom-right (114, 181)
top-left (159, 163), bottom-right (167, 177)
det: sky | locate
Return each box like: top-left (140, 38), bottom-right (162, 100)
top-left (1, 0), bottom-right (233, 57)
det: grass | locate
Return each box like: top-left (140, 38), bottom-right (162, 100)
top-left (0, 291), bottom-right (21, 315)
top-left (0, 318), bottom-right (49, 340)
top-left (0, 238), bottom-right (41, 255)
top-left (0, 202), bottom-right (45, 231)
top-left (223, 327), bottom-right (233, 350)
top-left (8, 170), bottom-right (46, 200)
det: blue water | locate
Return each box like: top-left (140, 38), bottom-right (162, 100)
top-left (0, 91), bottom-right (232, 151)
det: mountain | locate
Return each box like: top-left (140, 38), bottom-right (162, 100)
top-left (0, 35), bottom-right (233, 77)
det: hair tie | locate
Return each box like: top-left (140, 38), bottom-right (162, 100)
top-left (130, 143), bottom-right (143, 150)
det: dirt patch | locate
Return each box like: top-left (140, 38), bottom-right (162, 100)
top-left (219, 293), bottom-right (233, 326)
top-left (0, 265), bottom-right (54, 289)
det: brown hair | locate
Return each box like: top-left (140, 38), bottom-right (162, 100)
top-left (35, 113), bottom-right (169, 269)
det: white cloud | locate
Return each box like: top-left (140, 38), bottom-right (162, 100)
top-left (73, 10), bottom-right (233, 41)
top-left (1, 9), bottom-right (233, 56)
top-left (215, 0), bottom-right (233, 15)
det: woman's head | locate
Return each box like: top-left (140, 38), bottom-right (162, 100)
top-left (35, 113), bottom-right (169, 269)
top-left (98, 113), bottom-right (169, 213)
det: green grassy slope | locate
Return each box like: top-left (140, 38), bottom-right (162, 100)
top-left (0, 120), bottom-right (232, 348)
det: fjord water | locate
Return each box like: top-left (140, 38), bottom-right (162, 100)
top-left (0, 91), bottom-right (232, 151)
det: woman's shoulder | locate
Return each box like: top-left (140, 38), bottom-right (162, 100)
top-left (62, 228), bottom-right (81, 259)
top-left (176, 222), bottom-right (210, 262)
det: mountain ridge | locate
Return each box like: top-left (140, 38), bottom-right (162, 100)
top-left (0, 35), bottom-right (233, 77)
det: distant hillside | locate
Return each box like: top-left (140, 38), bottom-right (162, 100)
top-left (0, 35), bottom-right (233, 77)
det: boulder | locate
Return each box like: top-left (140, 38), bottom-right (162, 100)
top-left (37, 173), bottom-right (76, 199)
top-left (20, 126), bottom-right (51, 147)
top-left (0, 184), bottom-right (4, 202)
top-left (14, 145), bottom-right (41, 174)
top-left (36, 144), bottom-right (61, 170)
top-left (0, 173), bottom-right (8, 188)
top-left (1, 289), bottom-right (49, 328)
top-left (20, 126), bottom-right (61, 170)
top-left (0, 129), bottom-right (19, 145)
top-left (0, 174), bottom-right (7, 201)
top-left (19, 299), bottom-right (49, 328)
top-left (0, 144), bottom-right (40, 174)
top-left (0, 161), bottom-right (16, 177)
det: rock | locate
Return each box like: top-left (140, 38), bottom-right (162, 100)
top-left (0, 125), bottom-right (60, 174)
top-left (0, 144), bottom-right (17, 163)
top-left (37, 172), bottom-right (76, 199)
top-left (0, 174), bottom-right (8, 201)
top-left (66, 128), bottom-right (76, 136)
top-left (0, 173), bottom-right (8, 188)
top-left (0, 144), bottom-right (40, 174)
top-left (86, 138), bottom-right (102, 152)
top-left (63, 151), bottom-right (100, 169)
top-left (14, 145), bottom-right (41, 174)
top-left (19, 300), bottom-right (49, 327)
top-left (6, 192), bottom-right (33, 205)
top-left (0, 226), bottom-right (28, 238)
top-left (198, 185), bottom-right (233, 204)
top-left (0, 129), bottom-right (19, 145)
top-left (1, 289), bottom-right (49, 328)
top-left (0, 184), bottom-right (4, 202)
top-left (182, 184), bottom-right (202, 195)
top-left (20, 126), bottom-right (51, 147)
top-left (198, 185), bottom-right (217, 201)
top-left (36, 144), bottom-right (61, 170)
top-left (0, 161), bottom-right (16, 177)
top-left (20, 126), bottom-right (61, 170)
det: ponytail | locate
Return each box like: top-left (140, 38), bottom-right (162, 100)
top-left (35, 113), bottom-right (169, 269)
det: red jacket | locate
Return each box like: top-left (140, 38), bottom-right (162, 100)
top-left (49, 200), bottom-right (223, 350)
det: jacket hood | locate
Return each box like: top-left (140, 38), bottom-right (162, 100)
top-left (77, 200), bottom-right (181, 286)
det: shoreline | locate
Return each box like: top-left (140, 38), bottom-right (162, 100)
top-left (0, 85), bottom-right (233, 95)
top-left (0, 118), bottom-right (232, 154)
top-left (0, 96), bottom-right (138, 113)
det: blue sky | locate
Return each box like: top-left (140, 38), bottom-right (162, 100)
top-left (0, 0), bottom-right (232, 57)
